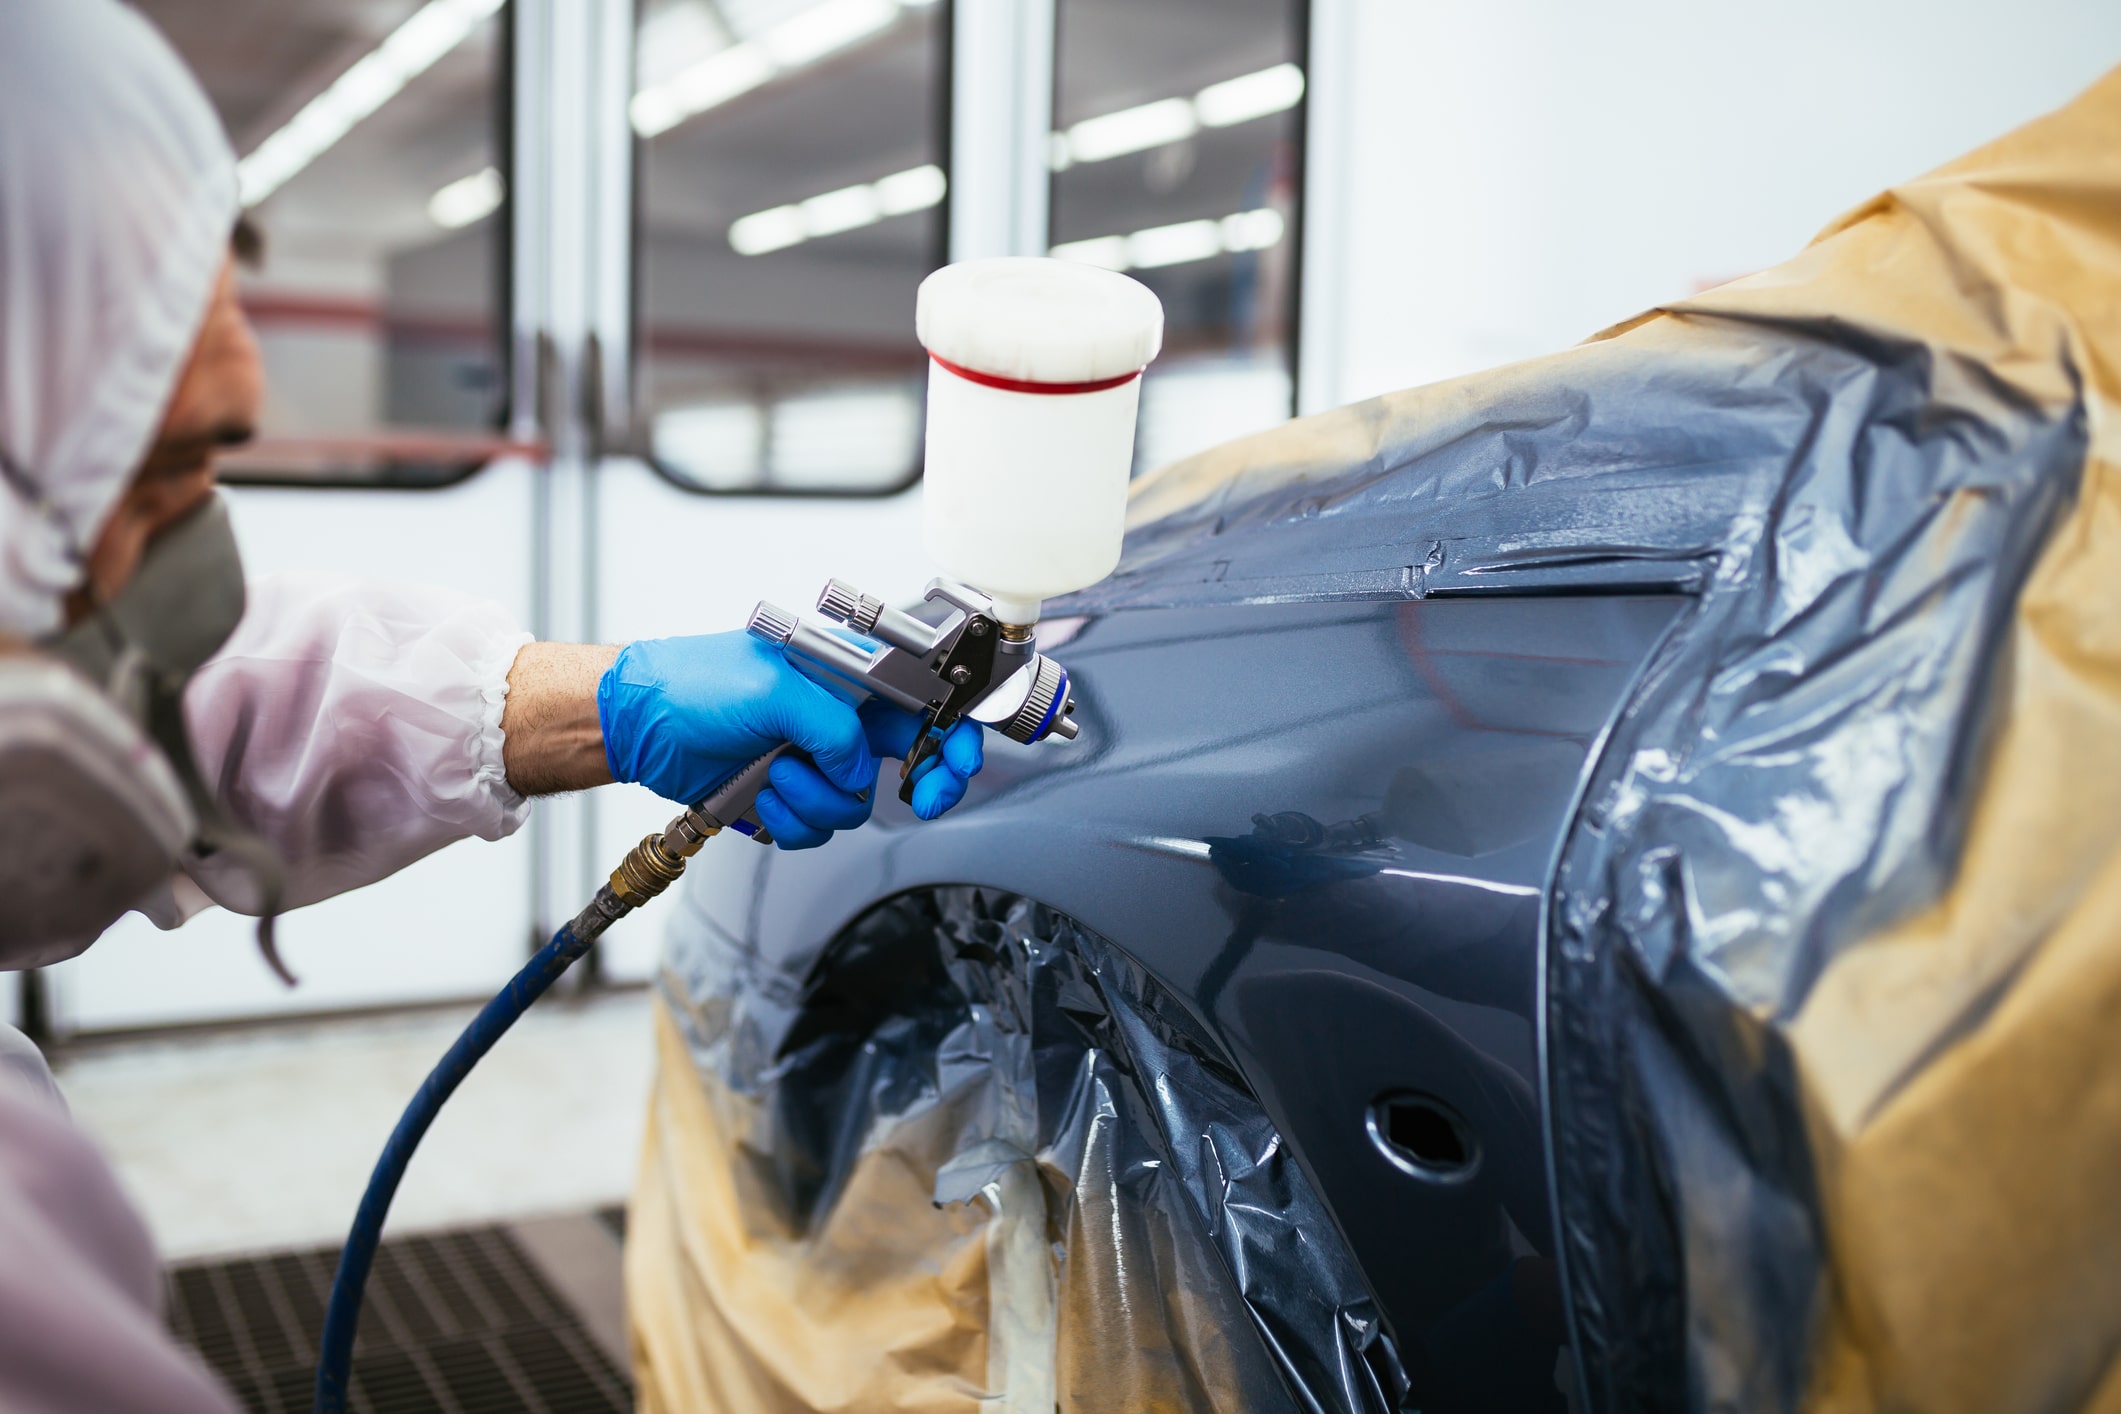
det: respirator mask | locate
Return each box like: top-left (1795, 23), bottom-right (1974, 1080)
top-left (0, 493), bottom-right (285, 974)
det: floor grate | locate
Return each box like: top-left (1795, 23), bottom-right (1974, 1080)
top-left (165, 1225), bottom-right (632, 1414)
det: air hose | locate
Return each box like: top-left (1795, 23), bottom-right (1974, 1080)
top-left (312, 752), bottom-right (780, 1414)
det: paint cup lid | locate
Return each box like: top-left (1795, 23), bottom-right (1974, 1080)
top-left (917, 257), bottom-right (1164, 386)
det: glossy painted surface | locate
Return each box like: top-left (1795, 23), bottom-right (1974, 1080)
top-left (672, 589), bottom-right (1683, 1400)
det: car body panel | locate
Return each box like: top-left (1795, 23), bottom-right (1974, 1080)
top-left (675, 591), bottom-right (1685, 1399)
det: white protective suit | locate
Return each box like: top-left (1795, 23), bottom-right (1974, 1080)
top-left (0, 1), bottom-right (530, 1408)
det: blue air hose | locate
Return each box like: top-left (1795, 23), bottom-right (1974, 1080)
top-left (311, 758), bottom-right (773, 1412)
top-left (311, 903), bottom-right (609, 1412)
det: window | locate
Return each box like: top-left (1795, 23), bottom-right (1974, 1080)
top-left (135, 0), bottom-right (514, 486)
top-left (1050, 0), bottom-right (1305, 475)
top-left (633, 0), bottom-right (948, 496)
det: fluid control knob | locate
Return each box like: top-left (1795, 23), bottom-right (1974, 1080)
top-left (747, 601), bottom-right (798, 647)
top-left (816, 579), bottom-right (884, 633)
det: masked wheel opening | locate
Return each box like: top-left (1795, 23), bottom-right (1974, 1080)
top-left (644, 884), bottom-right (1415, 1414)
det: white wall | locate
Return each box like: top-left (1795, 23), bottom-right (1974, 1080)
top-left (1320, 0), bottom-right (2121, 404)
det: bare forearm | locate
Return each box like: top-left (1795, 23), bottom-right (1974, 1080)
top-left (502, 642), bottom-right (619, 796)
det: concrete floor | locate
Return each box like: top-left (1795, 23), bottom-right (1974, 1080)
top-left (48, 986), bottom-right (657, 1262)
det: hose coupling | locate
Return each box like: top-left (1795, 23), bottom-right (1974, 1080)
top-left (610, 834), bottom-right (685, 908)
top-left (609, 809), bottom-right (720, 907)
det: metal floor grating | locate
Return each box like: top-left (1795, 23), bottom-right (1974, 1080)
top-left (165, 1224), bottom-right (632, 1414)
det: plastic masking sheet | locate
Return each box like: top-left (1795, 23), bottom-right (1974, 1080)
top-left (1064, 63), bottom-right (2121, 1414)
top-left (631, 66), bottom-right (2121, 1414)
top-left (628, 888), bottom-right (1406, 1414)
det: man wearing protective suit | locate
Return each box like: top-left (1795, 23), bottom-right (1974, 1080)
top-left (0, 1), bottom-right (986, 1407)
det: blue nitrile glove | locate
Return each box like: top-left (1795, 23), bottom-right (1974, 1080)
top-left (598, 633), bottom-right (879, 850)
top-left (861, 700), bottom-right (985, 821)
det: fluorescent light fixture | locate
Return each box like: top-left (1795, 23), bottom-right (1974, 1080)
top-left (632, 0), bottom-right (918, 137)
top-left (729, 163), bottom-right (945, 254)
top-left (1048, 63), bottom-right (1307, 172)
top-left (729, 204), bottom-right (808, 255)
top-left (1051, 207), bottom-right (1287, 274)
top-left (636, 0), bottom-right (732, 92)
top-left (763, 0), bottom-right (897, 66)
top-left (1194, 62), bottom-right (1306, 128)
top-left (428, 166), bottom-right (504, 228)
top-left (874, 163), bottom-right (946, 216)
top-left (1220, 206), bottom-right (1285, 252)
top-left (631, 43), bottom-right (775, 136)
top-left (799, 182), bottom-right (882, 237)
top-left (1065, 97), bottom-right (1197, 166)
top-left (236, 0), bottom-right (503, 206)
top-left (1127, 218), bottom-right (1222, 270)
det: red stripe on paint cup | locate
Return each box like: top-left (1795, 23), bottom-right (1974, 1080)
top-left (928, 352), bottom-right (1143, 396)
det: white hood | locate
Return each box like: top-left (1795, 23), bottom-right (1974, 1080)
top-left (0, 0), bottom-right (238, 637)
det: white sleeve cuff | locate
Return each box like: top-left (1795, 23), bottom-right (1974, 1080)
top-left (474, 625), bottom-right (536, 833)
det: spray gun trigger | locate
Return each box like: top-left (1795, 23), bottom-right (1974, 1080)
top-left (898, 709), bottom-right (949, 804)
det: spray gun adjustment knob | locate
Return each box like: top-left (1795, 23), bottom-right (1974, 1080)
top-left (816, 579), bottom-right (884, 634)
top-left (747, 602), bottom-right (798, 647)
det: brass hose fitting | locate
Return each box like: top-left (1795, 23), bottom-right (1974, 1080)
top-left (609, 809), bottom-right (721, 908)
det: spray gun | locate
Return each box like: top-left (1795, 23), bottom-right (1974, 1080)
top-left (313, 256), bottom-right (1162, 1413)
top-left (742, 576), bottom-right (1077, 824)
top-left (599, 574), bottom-right (1080, 898)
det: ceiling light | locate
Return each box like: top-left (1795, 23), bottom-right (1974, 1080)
top-left (729, 205), bottom-right (808, 255)
top-left (1219, 207), bottom-right (1285, 252)
top-left (1193, 62), bottom-right (1306, 128)
top-left (762, 0), bottom-right (897, 67)
top-left (631, 43), bottom-right (775, 136)
top-left (635, 0), bottom-right (732, 91)
top-left (799, 182), bottom-right (882, 237)
top-left (632, 0), bottom-right (922, 137)
top-left (873, 163), bottom-right (946, 216)
top-left (1127, 218), bottom-right (1222, 269)
top-left (1050, 207), bottom-right (1287, 274)
top-left (1047, 63), bottom-right (1307, 172)
top-left (1064, 97), bottom-right (1198, 166)
top-left (729, 163), bottom-right (946, 254)
top-left (236, 0), bottom-right (503, 206)
top-left (428, 166), bottom-right (504, 228)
